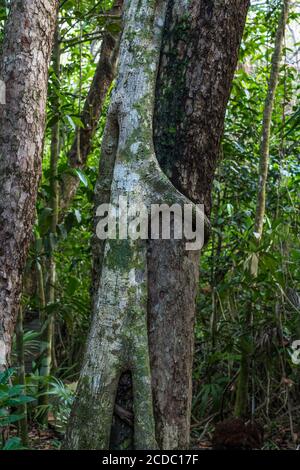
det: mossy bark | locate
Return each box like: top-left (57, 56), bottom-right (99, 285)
top-left (64, 0), bottom-right (196, 450)
top-left (66, 0), bottom-right (249, 450)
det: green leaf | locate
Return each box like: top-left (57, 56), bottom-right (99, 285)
top-left (0, 368), bottom-right (15, 385)
top-left (3, 437), bottom-right (24, 450)
top-left (66, 276), bottom-right (80, 296)
top-left (74, 169), bottom-right (89, 187)
top-left (0, 414), bottom-right (24, 427)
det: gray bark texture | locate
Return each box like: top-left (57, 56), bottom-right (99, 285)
top-left (65, 0), bottom-right (249, 450)
top-left (65, 0), bottom-right (187, 450)
top-left (0, 0), bottom-right (58, 369)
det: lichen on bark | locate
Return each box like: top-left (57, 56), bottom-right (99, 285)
top-left (65, 0), bottom-right (249, 450)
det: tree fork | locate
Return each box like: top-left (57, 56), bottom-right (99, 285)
top-left (64, 0), bottom-right (205, 450)
top-left (65, 0), bottom-right (250, 450)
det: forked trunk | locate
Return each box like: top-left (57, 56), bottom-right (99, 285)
top-left (64, 0), bottom-right (203, 450)
top-left (66, 0), bottom-right (249, 449)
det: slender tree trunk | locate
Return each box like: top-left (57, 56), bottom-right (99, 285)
top-left (16, 307), bottom-right (29, 447)
top-left (36, 258), bottom-right (46, 319)
top-left (234, 0), bottom-right (290, 419)
top-left (0, 0), bottom-right (58, 370)
top-left (65, 0), bottom-right (249, 450)
top-left (36, 254), bottom-right (49, 422)
top-left (60, 0), bottom-right (123, 215)
top-left (37, 24), bottom-right (61, 423)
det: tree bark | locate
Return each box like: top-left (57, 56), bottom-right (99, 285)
top-left (0, 0), bottom-right (58, 369)
top-left (150, 0), bottom-right (250, 448)
top-left (65, 0), bottom-right (199, 450)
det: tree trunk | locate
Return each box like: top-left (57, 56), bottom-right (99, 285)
top-left (59, 0), bottom-right (123, 215)
top-left (254, 0), bottom-right (290, 243)
top-left (65, 0), bottom-right (196, 450)
top-left (65, 0), bottom-right (249, 450)
top-left (0, 0), bottom-right (58, 370)
top-left (234, 0), bottom-right (290, 419)
top-left (37, 24), bottom-right (61, 424)
top-left (16, 306), bottom-right (29, 447)
top-left (149, 0), bottom-right (249, 448)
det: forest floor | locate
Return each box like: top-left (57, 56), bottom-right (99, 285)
top-left (10, 423), bottom-right (62, 450)
top-left (9, 416), bottom-right (299, 450)
top-left (195, 430), bottom-right (297, 450)
top-left (193, 417), bottom-right (299, 450)
top-left (27, 425), bottom-right (62, 450)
